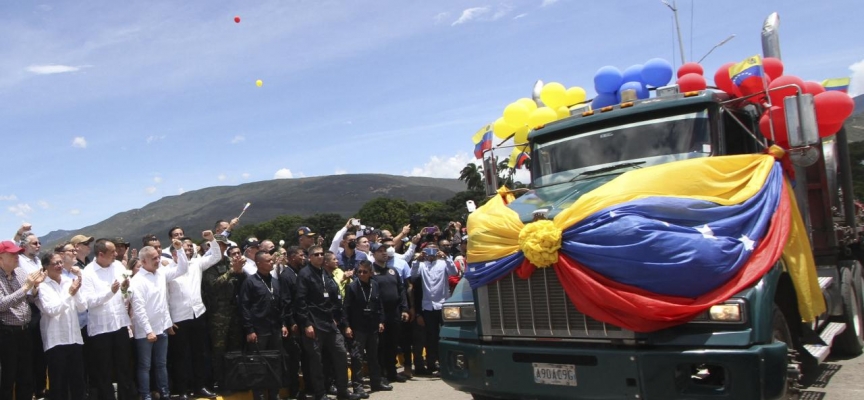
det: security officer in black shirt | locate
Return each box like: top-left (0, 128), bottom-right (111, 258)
top-left (369, 243), bottom-right (409, 384)
top-left (279, 246), bottom-right (306, 399)
top-left (344, 259), bottom-right (393, 396)
top-left (294, 246), bottom-right (360, 400)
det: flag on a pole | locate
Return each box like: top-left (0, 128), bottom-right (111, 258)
top-left (822, 77), bottom-right (850, 93)
top-left (472, 124), bottom-right (493, 159)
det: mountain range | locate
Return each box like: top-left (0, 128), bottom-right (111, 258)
top-left (41, 174), bottom-right (466, 247)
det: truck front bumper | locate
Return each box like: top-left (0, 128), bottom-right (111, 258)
top-left (439, 339), bottom-right (788, 400)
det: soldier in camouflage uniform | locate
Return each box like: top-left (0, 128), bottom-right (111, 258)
top-left (201, 237), bottom-right (247, 392)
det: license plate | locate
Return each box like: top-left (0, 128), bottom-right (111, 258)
top-left (532, 363), bottom-right (577, 386)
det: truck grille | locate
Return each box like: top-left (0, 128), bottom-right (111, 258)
top-left (478, 267), bottom-right (634, 340)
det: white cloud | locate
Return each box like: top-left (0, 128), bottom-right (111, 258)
top-left (145, 186), bottom-right (157, 194)
top-left (452, 7), bottom-right (490, 26)
top-left (153, 176), bottom-right (163, 184)
top-left (72, 137), bottom-right (87, 149)
top-left (491, 5), bottom-right (512, 20)
top-left (177, 187), bottom-right (185, 194)
top-left (513, 13), bottom-right (528, 20)
top-left (69, 209), bottom-right (80, 215)
top-left (8, 203), bottom-right (33, 218)
top-left (241, 172), bottom-right (251, 179)
top-left (146, 135), bottom-right (166, 144)
top-left (334, 168), bottom-right (347, 175)
top-left (541, 0), bottom-right (560, 6)
top-left (434, 12), bottom-right (450, 24)
top-left (274, 168), bottom-right (294, 179)
top-left (0, 195), bottom-right (17, 201)
top-left (849, 58), bottom-right (864, 97)
top-left (407, 152), bottom-right (476, 178)
top-left (26, 64), bottom-right (82, 75)
top-left (37, 200), bottom-right (50, 209)
top-left (231, 135), bottom-right (246, 144)
top-left (217, 174), bottom-right (227, 181)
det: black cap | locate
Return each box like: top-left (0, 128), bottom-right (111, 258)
top-left (243, 239), bottom-right (260, 252)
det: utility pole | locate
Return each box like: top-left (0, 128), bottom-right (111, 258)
top-left (661, 0), bottom-right (686, 65)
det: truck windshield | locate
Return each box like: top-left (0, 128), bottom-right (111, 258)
top-left (533, 110), bottom-right (711, 187)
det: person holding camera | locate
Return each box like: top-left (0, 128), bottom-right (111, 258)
top-left (410, 243), bottom-right (458, 376)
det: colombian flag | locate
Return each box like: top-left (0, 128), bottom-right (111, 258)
top-left (515, 152), bottom-right (530, 169)
top-left (506, 146), bottom-right (530, 169)
top-left (472, 124), bottom-right (493, 159)
top-left (465, 152), bottom-right (825, 332)
top-left (822, 77), bottom-right (850, 93)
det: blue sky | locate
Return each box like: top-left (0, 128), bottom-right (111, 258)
top-left (1, 0), bottom-right (862, 236)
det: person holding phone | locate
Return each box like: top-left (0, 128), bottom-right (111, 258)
top-left (410, 243), bottom-right (458, 376)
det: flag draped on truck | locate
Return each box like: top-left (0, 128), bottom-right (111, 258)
top-left (465, 149), bottom-right (826, 332)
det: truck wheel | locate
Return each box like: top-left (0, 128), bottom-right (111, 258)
top-left (833, 268), bottom-right (864, 356)
top-left (772, 305), bottom-right (801, 400)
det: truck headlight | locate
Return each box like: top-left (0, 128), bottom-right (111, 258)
top-left (709, 304), bottom-right (742, 322)
top-left (443, 304), bottom-right (476, 321)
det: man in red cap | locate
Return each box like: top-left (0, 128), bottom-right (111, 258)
top-left (0, 240), bottom-right (46, 400)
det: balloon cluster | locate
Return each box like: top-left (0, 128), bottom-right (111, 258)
top-left (711, 57), bottom-right (854, 146)
top-left (592, 58), bottom-right (675, 108)
top-left (493, 83), bottom-right (588, 142)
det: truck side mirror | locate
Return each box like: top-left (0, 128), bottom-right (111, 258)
top-left (483, 156), bottom-right (499, 196)
top-left (784, 93), bottom-right (818, 148)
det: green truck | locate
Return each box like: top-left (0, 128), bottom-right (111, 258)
top-left (439, 13), bottom-right (863, 400)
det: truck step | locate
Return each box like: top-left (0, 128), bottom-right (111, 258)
top-left (818, 276), bottom-right (833, 290)
top-left (803, 322), bottom-right (846, 363)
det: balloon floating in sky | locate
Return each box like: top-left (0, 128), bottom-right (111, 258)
top-left (234, 16), bottom-right (241, 23)
top-left (255, 79), bottom-right (263, 87)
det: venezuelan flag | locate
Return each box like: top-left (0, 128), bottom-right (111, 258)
top-left (822, 77), bottom-right (850, 93)
top-left (506, 146), bottom-right (529, 168)
top-left (465, 152), bottom-right (825, 332)
top-left (472, 124), bottom-right (493, 159)
top-left (729, 55), bottom-right (764, 87)
top-left (515, 152), bottom-right (530, 169)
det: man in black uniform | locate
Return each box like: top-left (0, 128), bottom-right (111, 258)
top-left (369, 243), bottom-right (409, 384)
top-left (279, 246), bottom-right (306, 399)
top-left (344, 259), bottom-right (393, 397)
top-left (239, 251), bottom-right (289, 400)
top-left (294, 246), bottom-right (360, 400)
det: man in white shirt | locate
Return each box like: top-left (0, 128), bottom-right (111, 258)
top-left (37, 252), bottom-right (87, 400)
top-left (80, 238), bottom-right (137, 400)
top-left (130, 241), bottom-right (188, 400)
top-left (241, 238), bottom-right (260, 275)
top-left (17, 231), bottom-right (48, 399)
top-left (167, 231), bottom-right (220, 399)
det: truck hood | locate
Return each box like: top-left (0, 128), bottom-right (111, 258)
top-left (507, 175), bottom-right (618, 223)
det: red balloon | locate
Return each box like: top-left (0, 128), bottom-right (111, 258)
top-left (677, 62), bottom-right (704, 78)
top-left (234, 16), bottom-right (241, 23)
top-left (767, 75), bottom-right (805, 107)
top-left (677, 73), bottom-right (707, 92)
top-left (818, 120), bottom-right (845, 138)
top-left (713, 62), bottom-right (740, 97)
top-left (803, 81), bottom-right (826, 96)
top-left (814, 91), bottom-right (854, 124)
top-left (759, 106), bottom-right (788, 147)
top-left (763, 57), bottom-right (784, 82)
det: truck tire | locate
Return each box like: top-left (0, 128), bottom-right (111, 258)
top-left (833, 268), bottom-right (864, 356)
top-left (772, 305), bottom-right (801, 400)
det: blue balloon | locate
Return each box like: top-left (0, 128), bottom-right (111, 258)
top-left (594, 66), bottom-right (623, 94)
top-left (591, 92), bottom-right (618, 109)
top-left (641, 58), bottom-right (673, 87)
top-left (617, 81), bottom-right (649, 101)
top-left (622, 64), bottom-right (644, 85)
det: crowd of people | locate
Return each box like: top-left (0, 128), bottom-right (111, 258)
top-left (0, 217), bottom-right (467, 400)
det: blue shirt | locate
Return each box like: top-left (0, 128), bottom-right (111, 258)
top-left (410, 259), bottom-right (457, 311)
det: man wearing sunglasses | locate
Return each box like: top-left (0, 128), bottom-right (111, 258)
top-left (17, 231), bottom-right (49, 399)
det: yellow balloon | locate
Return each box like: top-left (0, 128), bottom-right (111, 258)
top-left (492, 117), bottom-right (516, 139)
top-left (565, 86), bottom-right (587, 106)
top-left (514, 125), bottom-right (530, 144)
top-left (540, 82), bottom-right (567, 108)
top-left (528, 107), bottom-right (558, 128)
top-left (517, 97), bottom-right (538, 113)
top-left (256, 79), bottom-right (263, 87)
top-left (503, 103), bottom-right (530, 127)
top-left (556, 106), bottom-right (571, 120)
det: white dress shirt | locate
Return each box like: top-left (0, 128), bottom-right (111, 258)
top-left (81, 260), bottom-right (132, 337)
top-left (18, 254), bottom-right (41, 274)
top-left (37, 275), bottom-right (86, 351)
top-left (242, 257), bottom-right (257, 275)
top-left (130, 251), bottom-right (188, 339)
top-left (167, 239), bottom-right (221, 322)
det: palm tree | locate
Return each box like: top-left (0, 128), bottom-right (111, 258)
top-left (459, 163), bottom-right (484, 191)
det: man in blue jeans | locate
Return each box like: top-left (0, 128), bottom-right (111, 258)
top-left (130, 241), bottom-right (188, 399)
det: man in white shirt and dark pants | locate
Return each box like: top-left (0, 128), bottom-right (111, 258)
top-left (167, 231), bottom-right (220, 399)
top-left (130, 241), bottom-right (188, 400)
top-left (36, 252), bottom-right (87, 400)
top-left (80, 238), bottom-right (137, 400)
